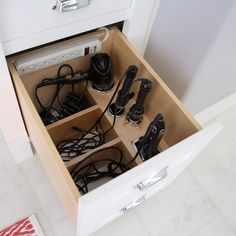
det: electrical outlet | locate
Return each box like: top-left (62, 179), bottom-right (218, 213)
top-left (16, 36), bottom-right (102, 75)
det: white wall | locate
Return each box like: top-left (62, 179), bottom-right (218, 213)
top-left (145, 0), bottom-right (235, 114)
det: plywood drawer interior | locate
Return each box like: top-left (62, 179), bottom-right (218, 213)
top-left (8, 28), bottom-right (200, 223)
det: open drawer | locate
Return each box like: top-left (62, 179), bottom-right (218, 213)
top-left (8, 28), bottom-right (222, 236)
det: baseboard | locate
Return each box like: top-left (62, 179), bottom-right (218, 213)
top-left (195, 92), bottom-right (236, 125)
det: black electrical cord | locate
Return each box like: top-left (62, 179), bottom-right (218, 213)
top-left (70, 146), bottom-right (127, 194)
top-left (57, 64), bottom-right (74, 78)
top-left (35, 82), bottom-right (63, 123)
top-left (55, 66), bottom-right (146, 170)
top-left (69, 132), bottom-right (151, 194)
top-left (35, 64), bottom-right (88, 125)
top-left (57, 127), bottom-right (106, 161)
top-left (126, 151), bottom-right (140, 167)
top-left (57, 71), bottom-right (124, 161)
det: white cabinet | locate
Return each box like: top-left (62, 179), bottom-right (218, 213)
top-left (0, 0), bottom-right (160, 163)
top-left (8, 28), bottom-right (222, 235)
top-left (0, 0), bottom-right (131, 54)
top-left (77, 122), bottom-right (221, 236)
top-left (0, 1), bottom-right (221, 236)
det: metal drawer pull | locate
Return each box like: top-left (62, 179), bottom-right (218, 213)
top-left (121, 195), bottom-right (146, 212)
top-left (135, 166), bottom-right (168, 191)
top-left (53, 0), bottom-right (91, 13)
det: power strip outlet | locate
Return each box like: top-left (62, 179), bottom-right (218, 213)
top-left (16, 36), bottom-right (102, 75)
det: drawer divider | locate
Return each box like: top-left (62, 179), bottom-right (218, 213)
top-left (66, 137), bottom-right (122, 169)
top-left (46, 105), bottom-right (100, 132)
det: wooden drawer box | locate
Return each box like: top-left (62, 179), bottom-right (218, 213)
top-left (8, 28), bottom-right (221, 236)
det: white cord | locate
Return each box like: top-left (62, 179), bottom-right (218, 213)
top-left (97, 27), bottom-right (110, 43)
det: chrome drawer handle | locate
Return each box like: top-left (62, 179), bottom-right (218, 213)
top-left (121, 195), bottom-right (146, 212)
top-left (135, 166), bottom-right (168, 191)
top-left (53, 0), bottom-right (91, 13)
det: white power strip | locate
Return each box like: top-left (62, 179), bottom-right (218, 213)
top-left (16, 36), bottom-right (102, 75)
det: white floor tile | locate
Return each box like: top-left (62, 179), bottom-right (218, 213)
top-left (188, 129), bottom-right (236, 231)
top-left (0, 132), bottom-right (41, 230)
top-left (0, 171), bottom-right (41, 231)
top-left (1, 98), bottom-right (236, 236)
top-left (34, 210), bottom-right (56, 236)
top-left (0, 132), bottom-right (20, 181)
top-left (91, 212), bottom-right (150, 236)
top-left (52, 217), bottom-right (76, 236)
top-left (191, 215), bottom-right (236, 236)
top-left (21, 155), bottom-right (68, 225)
top-left (0, 131), bottom-right (4, 143)
top-left (217, 105), bottom-right (236, 142)
top-left (134, 171), bottom-right (218, 236)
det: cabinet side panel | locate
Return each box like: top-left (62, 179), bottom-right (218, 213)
top-left (0, 43), bottom-right (33, 162)
top-left (9, 62), bottom-right (79, 224)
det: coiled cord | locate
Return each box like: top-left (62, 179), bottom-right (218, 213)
top-left (35, 64), bottom-right (88, 125)
top-left (70, 147), bottom-right (127, 194)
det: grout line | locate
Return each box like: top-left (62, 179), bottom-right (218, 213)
top-left (184, 170), bottom-right (218, 236)
top-left (133, 211), bottom-right (152, 236)
top-left (219, 128), bottom-right (236, 145)
top-left (19, 158), bottom-right (67, 226)
top-left (188, 215), bottom-right (216, 236)
top-left (14, 167), bottom-right (56, 236)
top-left (213, 105), bottom-right (236, 147)
top-left (190, 106), bottom-right (236, 233)
top-left (187, 169), bottom-right (236, 235)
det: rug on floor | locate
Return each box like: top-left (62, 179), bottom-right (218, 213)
top-left (0, 215), bottom-right (45, 236)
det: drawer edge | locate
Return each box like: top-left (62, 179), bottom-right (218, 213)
top-left (114, 28), bottom-right (201, 131)
top-left (8, 61), bottom-right (79, 224)
top-left (2, 10), bottom-right (130, 56)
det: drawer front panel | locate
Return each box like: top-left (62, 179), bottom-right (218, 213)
top-left (77, 123), bottom-right (222, 236)
top-left (8, 63), bottom-right (79, 223)
top-left (0, 0), bottom-right (131, 54)
top-left (0, 0), bottom-right (131, 42)
top-left (8, 28), bottom-right (218, 236)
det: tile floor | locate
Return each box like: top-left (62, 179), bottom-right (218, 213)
top-left (1, 102), bottom-right (236, 236)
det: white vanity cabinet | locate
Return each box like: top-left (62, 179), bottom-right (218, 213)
top-left (0, 0), bottom-right (160, 162)
top-left (0, 1), bottom-right (222, 236)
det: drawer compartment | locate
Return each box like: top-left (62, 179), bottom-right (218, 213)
top-left (69, 140), bottom-right (133, 195)
top-left (23, 65), bottom-right (97, 126)
top-left (47, 107), bottom-right (119, 163)
top-left (8, 27), bottom-right (217, 236)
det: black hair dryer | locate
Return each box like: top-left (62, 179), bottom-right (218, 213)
top-left (89, 53), bottom-right (114, 92)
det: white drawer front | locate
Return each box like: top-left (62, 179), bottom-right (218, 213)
top-left (0, 0), bottom-right (131, 54)
top-left (0, 0), bottom-right (131, 41)
top-left (77, 123), bottom-right (222, 236)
